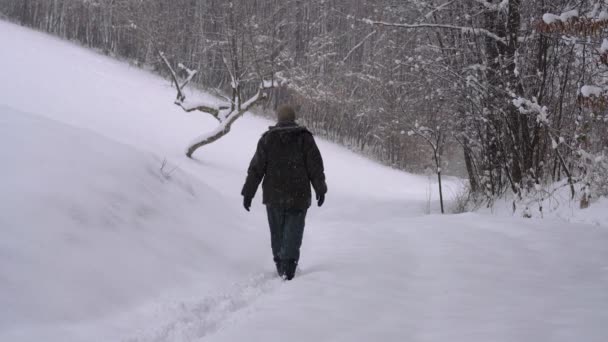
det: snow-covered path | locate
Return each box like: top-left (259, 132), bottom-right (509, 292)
top-left (1, 20), bottom-right (608, 342)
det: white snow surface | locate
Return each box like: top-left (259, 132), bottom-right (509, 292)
top-left (581, 85), bottom-right (604, 97)
top-left (560, 9), bottom-right (579, 22)
top-left (1, 20), bottom-right (608, 342)
top-left (542, 13), bottom-right (561, 24)
top-left (542, 10), bottom-right (578, 24)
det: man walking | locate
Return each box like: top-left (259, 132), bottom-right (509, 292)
top-left (241, 105), bottom-right (327, 280)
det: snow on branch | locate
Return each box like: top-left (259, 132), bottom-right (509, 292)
top-left (579, 85), bottom-right (608, 109)
top-left (159, 51), bottom-right (186, 102)
top-left (262, 79), bottom-right (281, 89)
top-left (600, 39), bottom-right (608, 66)
top-left (158, 51), bottom-right (278, 158)
top-left (537, 10), bottom-right (608, 36)
top-left (159, 51), bottom-right (230, 120)
top-left (362, 19), bottom-right (506, 45)
top-left (177, 63), bottom-right (198, 90)
top-left (512, 97), bottom-right (549, 124)
top-left (185, 82), bottom-right (273, 157)
top-left (542, 10), bottom-right (579, 24)
top-left (177, 98), bottom-right (229, 117)
top-left (581, 85), bottom-right (604, 97)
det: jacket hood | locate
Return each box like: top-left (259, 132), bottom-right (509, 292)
top-left (266, 122), bottom-right (309, 143)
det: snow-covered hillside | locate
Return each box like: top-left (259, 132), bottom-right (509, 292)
top-left (0, 105), bottom-right (267, 337)
top-left (1, 20), bottom-right (607, 342)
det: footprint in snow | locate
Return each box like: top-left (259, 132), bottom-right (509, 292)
top-left (124, 272), bottom-right (280, 342)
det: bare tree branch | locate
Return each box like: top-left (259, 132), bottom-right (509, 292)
top-left (362, 19), bottom-right (507, 45)
top-left (342, 30), bottom-right (376, 63)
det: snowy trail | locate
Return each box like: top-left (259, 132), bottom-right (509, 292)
top-left (1, 20), bottom-right (608, 342)
top-left (123, 273), bottom-right (280, 342)
top-left (201, 213), bottom-right (608, 342)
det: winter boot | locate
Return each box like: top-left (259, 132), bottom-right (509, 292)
top-left (274, 257), bottom-right (284, 277)
top-left (281, 259), bottom-right (298, 280)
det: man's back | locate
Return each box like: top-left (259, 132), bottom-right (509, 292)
top-left (241, 121), bottom-right (326, 209)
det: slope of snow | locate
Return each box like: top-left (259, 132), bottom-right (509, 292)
top-left (0, 105), bottom-right (268, 341)
top-left (1, 20), bottom-right (608, 342)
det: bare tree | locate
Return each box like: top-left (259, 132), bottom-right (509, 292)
top-left (408, 122), bottom-right (447, 214)
top-left (159, 52), bottom-right (277, 158)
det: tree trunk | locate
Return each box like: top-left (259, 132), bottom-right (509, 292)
top-left (463, 137), bottom-right (479, 193)
top-left (433, 150), bottom-right (445, 214)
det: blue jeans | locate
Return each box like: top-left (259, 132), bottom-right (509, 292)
top-left (266, 206), bottom-right (307, 265)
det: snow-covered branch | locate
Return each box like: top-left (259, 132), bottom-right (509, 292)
top-left (158, 50), bottom-right (278, 158)
top-left (580, 85), bottom-right (604, 97)
top-left (362, 19), bottom-right (506, 45)
top-left (542, 10), bottom-right (579, 25)
top-left (579, 85), bottom-right (608, 109)
top-left (176, 98), bottom-right (229, 119)
top-left (159, 51), bottom-right (230, 120)
top-left (512, 97), bottom-right (549, 124)
top-left (537, 10), bottom-right (608, 36)
top-left (159, 51), bottom-right (186, 102)
top-left (186, 82), bottom-right (273, 157)
top-left (177, 63), bottom-right (198, 90)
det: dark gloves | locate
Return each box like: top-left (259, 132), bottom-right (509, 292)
top-left (243, 196), bottom-right (252, 212)
top-left (316, 193), bottom-right (325, 207)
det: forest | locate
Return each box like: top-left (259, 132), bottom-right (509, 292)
top-left (2, 0), bottom-right (607, 209)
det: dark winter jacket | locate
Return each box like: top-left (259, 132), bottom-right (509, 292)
top-left (241, 122), bottom-right (327, 209)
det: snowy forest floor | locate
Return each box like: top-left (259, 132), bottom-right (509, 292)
top-left (1, 20), bottom-right (607, 342)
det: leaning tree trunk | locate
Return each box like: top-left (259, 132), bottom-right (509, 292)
top-left (185, 89), bottom-right (268, 158)
top-left (158, 51), bottom-right (275, 158)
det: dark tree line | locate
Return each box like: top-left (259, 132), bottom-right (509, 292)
top-left (2, 0), bottom-right (607, 209)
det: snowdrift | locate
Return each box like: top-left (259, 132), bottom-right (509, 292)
top-left (0, 106), bottom-right (265, 338)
